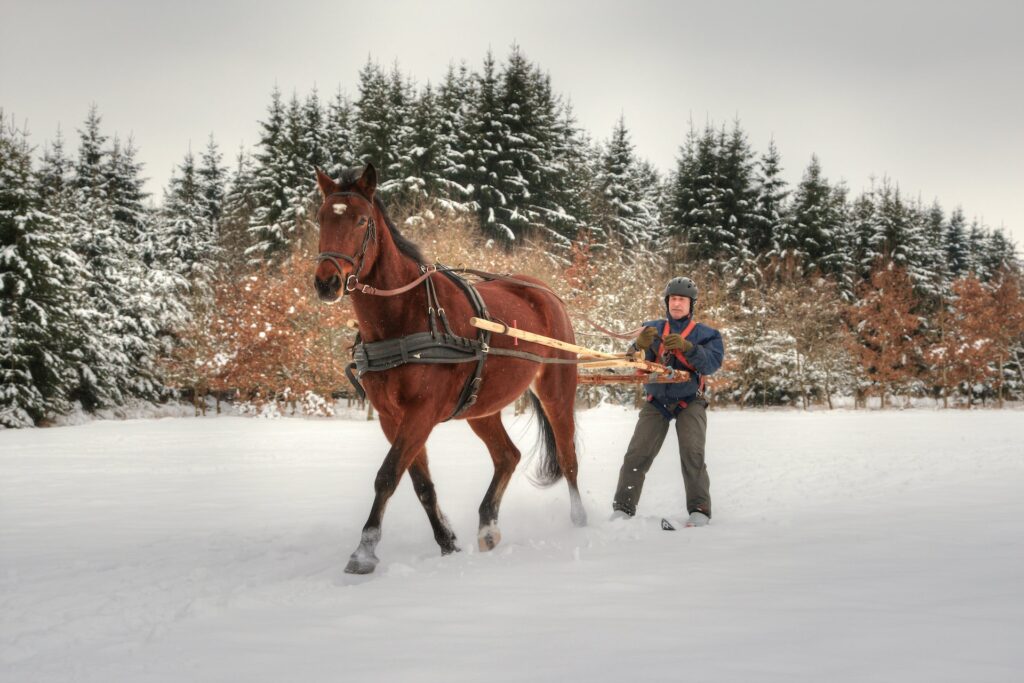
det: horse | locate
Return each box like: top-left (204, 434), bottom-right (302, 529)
top-left (312, 164), bottom-right (587, 574)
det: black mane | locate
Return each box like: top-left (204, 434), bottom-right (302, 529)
top-left (336, 167), bottom-right (426, 265)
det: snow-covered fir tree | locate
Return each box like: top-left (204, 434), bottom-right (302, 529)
top-left (538, 101), bottom-right (598, 252)
top-left (197, 134), bottom-right (227, 228)
top-left (594, 115), bottom-right (660, 253)
top-left (0, 116), bottom-right (83, 426)
top-left (434, 62), bottom-right (477, 212)
top-left (469, 50), bottom-right (515, 245)
top-left (246, 88), bottom-right (300, 262)
top-left (749, 137), bottom-right (789, 259)
top-left (945, 207), bottom-right (970, 278)
top-left (323, 88), bottom-right (357, 176)
top-left (405, 82), bottom-right (445, 200)
top-left (717, 122), bottom-right (759, 289)
top-left (787, 155), bottom-right (847, 279)
top-left (666, 123), bottom-right (737, 269)
top-left (158, 149), bottom-right (219, 288)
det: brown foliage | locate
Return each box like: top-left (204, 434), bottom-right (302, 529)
top-left (844, 263), bottom-right (923, 407)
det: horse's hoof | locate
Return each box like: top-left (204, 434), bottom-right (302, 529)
top-left (441, 541), bottom-right (461, 556)
top-left (571, 508), bottom-right (589, 528)
top-left (477, 525), bottom-right (501, 551)
top-left (344, 553), bottom-right (378, 574)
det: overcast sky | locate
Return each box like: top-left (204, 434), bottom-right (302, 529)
top-left (3, 0), bottom-right (1021, 250)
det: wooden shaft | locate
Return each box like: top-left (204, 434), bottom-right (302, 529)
top-left (577, 359), bottom-right (685, 375)
top-left (470, 317), bottom-right (622, 360)
top-left (472, 316), bottom-right (683, 376)
top-left (577, 373), bottom-right (692, 385)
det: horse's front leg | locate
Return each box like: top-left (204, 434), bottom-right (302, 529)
top-left (345, 434), bottom-right (427, 575)
top-left (408, 452), bottom-right (460, 555)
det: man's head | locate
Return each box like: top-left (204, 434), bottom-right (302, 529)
top-left (663, 277), bottom-right (698, 321)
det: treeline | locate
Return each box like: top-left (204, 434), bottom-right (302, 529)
top-left (2, 45), bottom-right (1023, 427)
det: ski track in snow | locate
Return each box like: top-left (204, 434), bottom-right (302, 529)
top-left (2, 407), bottom-right (1022, 682)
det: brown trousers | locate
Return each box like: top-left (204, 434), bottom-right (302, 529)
top-left (612, 399), bottom-right (711, 517)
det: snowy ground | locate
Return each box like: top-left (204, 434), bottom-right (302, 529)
top-left (2, 406), bottom-right (1022, 682)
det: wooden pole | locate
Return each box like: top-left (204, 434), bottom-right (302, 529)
top-left (470, 317), bottom-right (621, 359)
top-left (577, 373), bottom-right (692, 385)
top-left (471, 317), bottom-right (686, 377)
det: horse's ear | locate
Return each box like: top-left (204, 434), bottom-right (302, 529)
top-left (315, 167), bottom-right (339, 197)
top-left (355, 163), bottom-right (377, 199)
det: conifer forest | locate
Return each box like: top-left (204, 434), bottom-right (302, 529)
top-left (2, 47), bottom-right (1022, 428)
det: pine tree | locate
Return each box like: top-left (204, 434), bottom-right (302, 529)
top-left (788, 155), bottom-right (844, 278)
top-left (246, 87), bottom-right (298, 262)
top-left (538, 101), bottom-right (597, 251)
top-left (945, 207), bottom-right (969, 277)
top-left (849, 188), bottom-right (879, 284)
top-left (197, 134), bottom-right (227, 227)
top-left (749, 137), bottom-right (789, 261)
top-left (666, 122), bottom-right (726, 267)
top-left (470, 50), bottom-right (515, 245)
top-left (491, 44), bottom-right (544, 242)
top-left (105, 134), bottom-right (149, 249)
top-left (435, 62), bottom-right (477, 211)
top-left (594, 115), bottom-right (659, 252)
top-left (221, 146), bottom-right (259, 258)
top-left (0, 116), bottom-right (82, 426)
top-left (324, 88), bottom-right (357, 176)
top-left (406, 82), bottom-right (445, 199)
top-left (965, 218), bottom-right (989, 280)
top-left (353, 60), bottom-right (416, 198)
top-left (159, 149), bottom-right (218, 287)
top-left (717, 121), bottom-right (759, 288)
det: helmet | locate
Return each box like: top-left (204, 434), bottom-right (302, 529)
top-left (663, 277), bottom-right (698, 302)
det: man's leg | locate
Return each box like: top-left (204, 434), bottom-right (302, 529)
top-left (675, 399), bottom-right (711, 517)
top-left (612, 402), bottom-right (671, 515)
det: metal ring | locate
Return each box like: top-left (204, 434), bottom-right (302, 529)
top-left (345, 274), bottom-right (358, 292)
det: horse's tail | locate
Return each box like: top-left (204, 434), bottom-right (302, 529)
top-left (524, 389), bottom-right (564, 488)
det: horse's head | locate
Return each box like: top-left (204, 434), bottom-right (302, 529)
top-left (313, 164), bottom-right (379, 303)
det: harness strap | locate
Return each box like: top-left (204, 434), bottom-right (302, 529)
top-left (438, 267), bottom-right (491, 420)
top-left (647, 319), bottom-right (706, 415)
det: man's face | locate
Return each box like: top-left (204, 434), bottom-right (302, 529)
top-left (667, 295), bottom-right (691, 320)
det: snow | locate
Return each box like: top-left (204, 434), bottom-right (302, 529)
top-left (2, 407), bottom-right (1023, 682)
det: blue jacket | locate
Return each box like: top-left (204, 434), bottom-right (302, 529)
top-left (638, 313), bottom-right (724, 410)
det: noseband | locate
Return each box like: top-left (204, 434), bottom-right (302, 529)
top-left (317, 191), bottom-right (377, 292)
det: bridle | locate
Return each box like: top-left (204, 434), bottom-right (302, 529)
top-left (316, 191), bottom-right (378, 293)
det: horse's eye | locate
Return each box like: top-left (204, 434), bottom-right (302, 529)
top-left (358, 217), bottom-right (368, 226)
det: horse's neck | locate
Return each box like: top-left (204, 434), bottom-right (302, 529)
top-left (350, 223), bottom-right (428, 341)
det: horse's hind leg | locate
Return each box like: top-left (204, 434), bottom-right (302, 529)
top-left (467, 413), bottom-right (522, 551)
top-left (408, 450), bottom-right (460, 555)
top-left (534, 366), bottom-right (588, 527)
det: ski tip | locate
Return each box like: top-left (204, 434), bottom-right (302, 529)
top-left (660, 518), bottom-right (677, 531)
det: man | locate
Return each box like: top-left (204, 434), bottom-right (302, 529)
top-left (611, 276), bottom-right (725, 527)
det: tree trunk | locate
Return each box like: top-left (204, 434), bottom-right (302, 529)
top-left (997, 359), bottom-right (1005, 408)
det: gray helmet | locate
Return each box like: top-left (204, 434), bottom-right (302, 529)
top-left (663, 276), bottom-right (698, 302)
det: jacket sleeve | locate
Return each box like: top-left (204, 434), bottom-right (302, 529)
top-left (682, 326), bottom-right (724, 376)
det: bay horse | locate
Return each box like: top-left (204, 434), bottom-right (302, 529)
top-left (313, 164), bottom-right (587, 574)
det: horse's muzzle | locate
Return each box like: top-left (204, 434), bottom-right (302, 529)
top-left (314, 273), bottom-right (343, 302)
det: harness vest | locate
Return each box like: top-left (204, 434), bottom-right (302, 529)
top-left (647, 318), bottom-right (705, 420)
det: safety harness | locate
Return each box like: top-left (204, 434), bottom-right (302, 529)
top-left (647, 318), bottom-right (705, 420)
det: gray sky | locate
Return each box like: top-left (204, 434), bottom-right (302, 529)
top-left (3, 0), bottom-right (1022, 250)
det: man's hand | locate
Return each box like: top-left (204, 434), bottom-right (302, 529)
top-left (635, 326), bottom-right (657, 350)
top-left (663, 333), bottom-right (693, 353)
